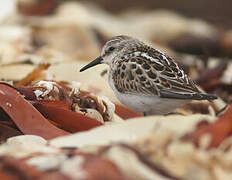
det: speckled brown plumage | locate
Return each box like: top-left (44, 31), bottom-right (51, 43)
top-left (80, 35), bottom-right (217, 115)
top-left (110, 43), bottom-right (206, 100)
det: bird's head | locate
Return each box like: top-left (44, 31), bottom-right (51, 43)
top-left (80, 35), bottom-right (141, 72)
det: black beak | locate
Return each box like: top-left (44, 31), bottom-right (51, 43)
top-left (80, 56), bottom-right (103, 72)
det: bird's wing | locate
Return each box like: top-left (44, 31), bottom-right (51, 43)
top-left (112, 47), bottom-right (217, 101)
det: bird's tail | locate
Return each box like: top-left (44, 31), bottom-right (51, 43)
top-left (192, 93), bottom-right (218, 101)
top-left (160, 90), bottom-right (217, 101)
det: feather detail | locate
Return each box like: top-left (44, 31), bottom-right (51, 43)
top-left (111, 44), bottom-right (217, 101)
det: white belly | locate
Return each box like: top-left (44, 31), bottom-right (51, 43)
top-left (108, 76), bottom-right (188, 115)
top-left (115, 91), bottom-right (187, 115)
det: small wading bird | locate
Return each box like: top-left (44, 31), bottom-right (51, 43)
top-left (80, 35), bottom-right (217, 115)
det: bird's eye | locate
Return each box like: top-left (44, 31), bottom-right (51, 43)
top-left (108, 46), bottom-right (115, 52)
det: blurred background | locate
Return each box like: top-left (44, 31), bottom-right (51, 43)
top-left (1, 0), bottom-right (232, 57)
top-left (80, 0), bottom-right (232, 29)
